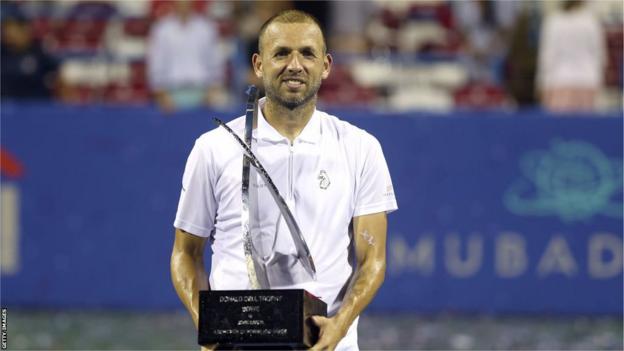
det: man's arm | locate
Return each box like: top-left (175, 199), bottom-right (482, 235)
top-left (311, 212), bottom-right (387, 350)
top-left (171, 228), bottom-right (210, 328)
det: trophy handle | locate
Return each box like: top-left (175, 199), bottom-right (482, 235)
top-left (250, 246), bottom-right (271, 289)
top-left (241, 87), bottom-right (263, 289)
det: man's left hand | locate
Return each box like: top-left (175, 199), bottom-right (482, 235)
top-left (309, 315), bottom-right (346, 351)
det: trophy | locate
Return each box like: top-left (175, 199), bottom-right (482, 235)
top-left (198, 86), bottom-right (327, 349)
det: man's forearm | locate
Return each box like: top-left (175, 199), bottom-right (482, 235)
top-left (333, 259), bottom-right (385, 335)
top-left (171, 250), bottom-right (209, 328)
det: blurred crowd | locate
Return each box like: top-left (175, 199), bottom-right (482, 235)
top-left (1, 0), bottom-right (622, 113)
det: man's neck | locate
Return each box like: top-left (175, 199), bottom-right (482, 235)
top-left (262, 97), bottom-right (316, 143)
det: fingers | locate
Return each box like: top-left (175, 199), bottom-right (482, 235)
top-left (310, 316), bottom-right (337, 351)
top-left (310, 316), bottom-right (327, 351)
top-left (309, 342), bottom-right (325, 351)
top-left (200, 343), bottom-right (218, 351)
top-left (310, 340), bottom-right (335, 351)
top-left (311, 315), bottom-right (328, 327)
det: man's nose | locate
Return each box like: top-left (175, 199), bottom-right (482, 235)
top-left (286, 53), bottom-right (303, 73)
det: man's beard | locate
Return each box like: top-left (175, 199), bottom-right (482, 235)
top-left (264, 79), bottom-right (321, 110)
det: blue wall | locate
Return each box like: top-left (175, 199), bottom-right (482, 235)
top-left (1, 103), bottom-right (622, 314)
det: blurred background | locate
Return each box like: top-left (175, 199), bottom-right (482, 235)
top-left (1, 0), bottom-right (622, 350)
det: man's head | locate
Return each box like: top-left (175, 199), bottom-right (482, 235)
top-left (562, 0), bottom-right (584, 11)
top-left (252, 10), bottom-right (332, 110)
top-left (1, 16), bottom-right (32, 51)
top-left (173, 0), bottom-right (193, 20)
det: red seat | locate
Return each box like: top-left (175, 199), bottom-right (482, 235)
top-left (123, 18), bottom-right (151, 37)
top-left (454, 83), bottom-right (510, 109)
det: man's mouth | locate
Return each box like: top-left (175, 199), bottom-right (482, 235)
top-left (283, 78), bottom-right (305, 89)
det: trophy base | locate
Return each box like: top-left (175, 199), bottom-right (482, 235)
top-left (199, 289), bottom-right (327, 350)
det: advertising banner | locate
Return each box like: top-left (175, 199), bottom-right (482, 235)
top-left (1, 103), bottom-right (622, 314)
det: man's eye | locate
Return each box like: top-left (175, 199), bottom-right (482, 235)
top-left (275, 51), bottom-right (288, 57)
top-left (302, 50), bottom-right (315, 58)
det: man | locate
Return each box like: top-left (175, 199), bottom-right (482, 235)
top-left (147, 0), bottom-right (227, 112)
top-left (537, 0), bottom-right (606, 112)
top-left (171, 10), bottom-right (397, 350)
top-left (1, 13), bottom-right (59, 100)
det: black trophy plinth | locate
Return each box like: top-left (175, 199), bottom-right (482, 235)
top-left (199, 289), bottom-right (327, 350)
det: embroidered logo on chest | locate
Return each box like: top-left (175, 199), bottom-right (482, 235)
top-left (318, 170), bottom-right (331, 190)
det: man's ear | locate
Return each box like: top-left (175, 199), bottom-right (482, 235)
top-left (321, 53), bottom-right (333, 80)
top-left (252, 53), bottom-right (263, 78)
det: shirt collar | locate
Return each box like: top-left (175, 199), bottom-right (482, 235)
top-left (253, 97), bottom-right (321, 144)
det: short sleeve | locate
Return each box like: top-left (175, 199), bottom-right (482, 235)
top-left (173, 140), bottom-right (217, 237)
top-left (353, 134), bottom-right (398, 217)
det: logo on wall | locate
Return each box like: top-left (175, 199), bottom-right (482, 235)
top-left (504, 139), bottom-right (623, 222)
top-left (1, 147), bottom-right (24, 276)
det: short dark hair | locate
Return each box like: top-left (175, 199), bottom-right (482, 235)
top-left (562, 0), bottom-right (583, 11)
top-left (257, 9), bottom-right (327, 54)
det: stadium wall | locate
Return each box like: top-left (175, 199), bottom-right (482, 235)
top-left (1, 103), bottom-right (622, 314)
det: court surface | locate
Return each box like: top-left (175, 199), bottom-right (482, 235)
top-left (7, 310), bottom-right (622, 350)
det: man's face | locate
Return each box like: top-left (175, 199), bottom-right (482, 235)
top-left (1, 20), bottom-right (32, 51)
top-left (253, 22), bottom-right (332, 110)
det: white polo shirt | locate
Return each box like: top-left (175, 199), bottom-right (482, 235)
top-left (174, 98), bottom-right (397, 349)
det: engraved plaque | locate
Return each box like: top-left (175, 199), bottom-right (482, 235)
top-left (199, 289), bottom-right (327, 349)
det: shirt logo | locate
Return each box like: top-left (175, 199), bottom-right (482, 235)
top-left (383, 185), bottom-right (394, 197)
top-left (318, 170), bottom-right (330, 190)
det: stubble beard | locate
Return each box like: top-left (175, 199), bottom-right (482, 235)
top-left (265, 79), bottom-right (321, 111)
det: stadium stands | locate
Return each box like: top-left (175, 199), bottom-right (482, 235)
top-left (1, 0), bottom-right (622, 110)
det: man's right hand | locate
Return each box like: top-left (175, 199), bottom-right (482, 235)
top-left (155, 91), bottom-right (175, 113)
top-left (171, 229), bottom-right (210, 350)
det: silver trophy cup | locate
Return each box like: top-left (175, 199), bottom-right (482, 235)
top-left (215, 86), bottom-right (316, 289)
top-left (199, 87), bottom-right (326, 349)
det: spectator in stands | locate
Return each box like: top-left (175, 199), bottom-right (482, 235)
top-left (1, 13), bottom-right (59, 100)
top-left (453, 0), bottom-right (520, 83)
top-left (537, 0), bottom-right (606, 113)
top-left (328, 1), bottom-right (372, 54)
top-left (147, 0), bottom-right (226, 112)
top-left (503, 2), bottom-right (540, 107)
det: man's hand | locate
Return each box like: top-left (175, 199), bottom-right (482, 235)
top-left (201, 344), bottom-right (217, 351)
top-left (309, 315), bottom-right (347, 351)
top-left (155, 91), bottom-right (175, 113)
top-left (310, 212), bottom-right (387, 351)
